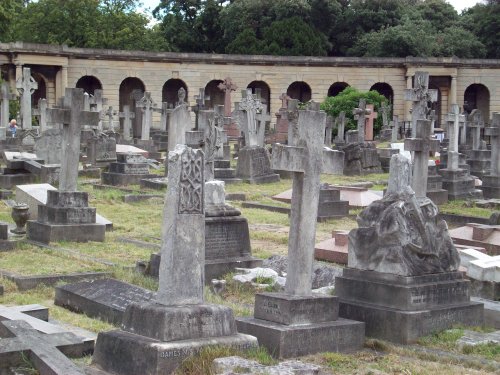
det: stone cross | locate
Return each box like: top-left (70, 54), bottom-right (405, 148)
top-left (155, 102), bottom-right (171, 133)
top-left (429, 110), bottom-right (437, 131)
top-left (191, 87), bottom-right (210, 129)
top-left (117, 105), bottom-right (135, 141)
top-left (136, 91), bottom-right (156, 141)
top-left (391, 115), bottom-right (400, 143)
top-left (353, 99), bottom-right (371, 143)
top-left (459, 110), bottom-right (468, 145)
top-left (103, 106), bottom-right (117, 132)
top-left (404, 71), bottom-right (438, 137)
top-left (213, 105), bottom-right (228, 159)
top-left (256, 103), bottom-right (272, 137)
top-left (364, 104), bottom-right (378, 141)
top-left (285, 99), bottom-right (300, 144)
top-left (0, 320), bottom-right (85, 375)
top-left (47, 88), bottom-right (100, 191)
top-left (485, 112), bottom-right (499, 177)
top-left (271, 105), bottom-right (343, 295)
top-left (404, 119), bottom-right (439, 198)
top-left (335, 111), bottom-right (346, 142)
top-left (237, 89), bottom-right (265, 147)
top-left (445, 104), bottom-right (464, 170)
top-left (168, 88), bottom-right (191, 151)
top-left (279, 93), bottom-right (291, 109)
top-left (381, 102), bottom-right (389, 128)
top-left (89, 89), bottom-right (107, 131)
top-left (202, 112), bottom-right (225, 181)
top-left (218, 77), bottom-right (237, 117)
top-left (157, 145), bottom-right (205, 305)
top-left (1, 82), bottom-right (15, 133)
top-left (32, 98), bottom-right (49, 133)
top-left (469, 109), bottom-right (485, 150)
top-left (16, 67), bottom-right (38, 129)
top-left (324, 115), bottom-right (333, 146)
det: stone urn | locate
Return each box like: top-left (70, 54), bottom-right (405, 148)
top-left (11, 203), bottom-right (30, 234)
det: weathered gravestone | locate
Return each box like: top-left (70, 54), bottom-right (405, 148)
top-left (237, 105), bottom-right (363, 359)
top-left (439, 106), bottom-right (482, 200)
top-left (167, 88), bottom-right (190, 152)
top-left (191, 87), bottom-right (210, 130)
top-left (404, 71), bottom-right (438, 137)
top-left (235, 90), bottom-right (280, 184)
top-left (218, 77), bottom-right (239, 137)
top-left (16, 67), bottom-right (37, 130)
top-left (335, 154), bottom-right (483, 344)
top-left (467, 109), bottom-right (491, 179)
top-left (26, 88), bottom-right (106, 243)
top-left (364, 104), bottom-right (378, 141)
top-left (482, 112), bottom-right (500, 199)
top-left (391, 115), bottom-right (400, 143)
top-left (379, 102), bottom-right (392, 141)
top-left (101, 152), bottom-right (156, 186)
top-left (426, 164), bottom-right (448, 205)
top-left (93, 145), bottom-right (257, 375)
top-left (333, 111), bottom-right (346, 145)
top-left (135, 91), bottom-right (156, 146)
top-left (86, 132), bottom-right (117, 167)
top-left (0, 151), bottom-right (38, 189)
top-left (116, 104), bottom-right (135, 142)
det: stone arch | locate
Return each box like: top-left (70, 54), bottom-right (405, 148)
top-left (247, 81), bottom-right (271, 113)
top-left (464, 84), bottom-right (490, 118)
top-left (162, 79), bottom-right (188, 107)
top-left (75, 75), bottom-right (102, 95)
top-left (370, 82), bottom-right (394, 104)
top-left (287, 81), bottom-right (311, 102)
top-left (31, 72), bottom-right (47, 108)
top-left (119, 77), bottom-right (146, 138)
top-left (328, 82), bottom-right (349, 97)
top-left (204, 80), bottom-right (224, 109)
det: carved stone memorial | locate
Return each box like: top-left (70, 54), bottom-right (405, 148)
top-left (101, 152), bottom-right (156, 186)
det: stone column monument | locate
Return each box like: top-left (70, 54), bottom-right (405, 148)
top-left (93, 145), bottom-right (257, 375)
top-left (467, 109), bottom-right (491, 179)
top-left (404, 71), bottom-right (438, 137)
top-left (16, 67), bottom-right (38, 130)
top-left (482, 112), bottom-right (500, 199)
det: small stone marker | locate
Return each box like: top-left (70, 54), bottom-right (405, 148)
top-left (117, 105), bottom-right (135, 141)
top-left (0, 320), bottom-right (87, 375)
top-left (404, 119), bottom-right (439, 198)
top-left (391, 115), bottom-right (400, 142)
top-left (16, 67), bottom-right (38, 130)
top-left (404, 71), bottom-right (438, 137)
top-left (352, 99), bottom-right (371, 143)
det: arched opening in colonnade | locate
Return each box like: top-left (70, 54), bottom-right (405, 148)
top-left (287, 81), bottom-right (311, 103)
top-left (247, 81), bottom-right (271, 113)
top-left (464, 84), bottom-right (490, 119)
top-left (328, 82), bottom-right (349, 97)
top-left (429, 84), bottom-right (442, 129)
top-left (204, 80), bottom-right (224, 109)
top-left (76, 75), bottom-right (102, 96)
top-left (370, 82), bottom-right (393, 104)
top-left (119, 77), bottom-right (146, 138)
top-left (162, 79), bottom-right (188, 107)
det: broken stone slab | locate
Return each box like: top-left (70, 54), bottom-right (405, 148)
top-left (232, 267), bottom-right (286, 288)
top-left (213, 356), bottom-right (322, 375)
top-left (314, 230), bottom-right (349, 265)
top-left (115, 144), bottom-right (149, 157)
top-left (459, 248), bottom-right (491, 268)
top-left (457, 330), bottom-right (500, 348)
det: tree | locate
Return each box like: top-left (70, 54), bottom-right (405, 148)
top-left (413, 0), bottom-right (459, 32)
top-left (321, 87), bottom-right (388, 133)
top-left (0, 0), bottom-right (27, 42)
top-left (461, 1), bottom-right (500, 58)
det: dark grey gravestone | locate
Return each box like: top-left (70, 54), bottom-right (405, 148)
top-left (236, 146), bottom-right (280, 184)
top-left (101, 152), bottom-right (156, 186)
top-left (86, 134), bottom-right (117, 167)
top-left (0, 320), bottom-right (91, 374)
top-left (55, 278), bottom-right (155, 325)
top-left (0, 221), bottom-right (16, 251)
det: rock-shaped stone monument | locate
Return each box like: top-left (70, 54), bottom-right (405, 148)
top-left (336, 154), bottom-right (483, 344)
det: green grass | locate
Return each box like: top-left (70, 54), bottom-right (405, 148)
top-left (439, 200), bottom-right (494, 218)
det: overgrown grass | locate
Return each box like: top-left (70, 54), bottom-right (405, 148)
top-left (439, 200), bottom-right (494, 218)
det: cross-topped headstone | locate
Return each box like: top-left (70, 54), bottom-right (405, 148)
top-left (364, 104), bottom-right (378, 141)
top-left (285, 99), bottom-right (300, 144)
top-left (271, 105), bottom-right (343, 295)
top-left (47, 88), bottom-right (100, 191)
top-left (381, 102), bottom-right (390, 128)
top-left (324, 115), bottom-right (333, 146)
top-left (485, 112), bottom-right (499, 177)
top-left (16, 67), bottom-right (38, 130)
top-left (103, 106), bottom-right (117, 132)
top-left (404, 71), bottom-right (438, 137)
top-left (353, 99), bottom-right (371, 143)
top-left (191, 87), bottom-right (210, 130)
top-left (89, 89), bottom-right (107, 131)
top-left (469, 109), bottom-right (485, 150)
top-left (404, 119), bottom-right (440, 198)
top-left (445, 104), bottom-right (466, 170)
top-left (136, 91), bottom-right (157, 141)
top-left (459, 109), bottom-right (468, 145)
top-left (218, 77), bottom-right (238, 117)
top-left (335, 111), bottom-right (346, 143)
top-left (0, 320), bottom-right (86, 375)
top-left (168, 88), bottom-right (190, 151)
top-left (157, 145), bottom-right (205, 305)
top-left (32, 98), bottom-right (49, 133)
top-left (83, 92), bottom-right (91, 111)
top-left (279, 92), bottom-right (291, 109)
top-left (1, 82), bottom-right (16, 135)
top-left (155, 102), bottom-right (171, 133)
top-left (391, 115), bottom-right (400, 143)
top-left (237, 89), bottom-right (265, 147)
top-left (117, 105), bottom-right (135, 141)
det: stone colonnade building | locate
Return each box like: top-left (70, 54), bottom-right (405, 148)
top-left (1, 42), bottom-right (499, 131)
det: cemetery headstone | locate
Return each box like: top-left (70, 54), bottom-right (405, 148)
top-left (467, 109), bottom-right (491, 179)
top-left (168, 88), bottom-right (190, 152)
top-left (101, 152), bottom-right (156, 186)
top-left (89, 89), bottom-right (107, 131)
top-left (336, 154), bottom-right (483, 344)
top-left (379, 103), bottom-right (392, 140)
top-left (364, 104), bottom-right (378, 141)
top-left (236, 105), bottom-right (363, 358)
top-left (272, 92), bottom-right (292, 144)
top-left (86, 132), bottom-right (117, 168)
top-left (136, 91), bottom-right (156, 142)
top-left (404, 71), bottom-right (438, 137)
top-left (426, 164), bottom-right (448, 205)
top-left (16, 67), bottom-right (37, 130)
top-left (333, 111), bottom-right (346, 144)
top-left (482, 112), bottom-right (500, 199)
top-left (93, 145), bottom-right (257, 375)
top-left (324, 115), bottom-right (333, 146)
top-left (117, 105), bottom-right (135, 142)
top-left (191, 87), bottom-right (210, 130)
top-left (353, 99), bottom-right (371, 143)
top-left (391, 115), bottom-right (400, 143)
top-left (0, 151), bottom-right (37, 189)
top-left (26, 88), bottom-right (106, 243)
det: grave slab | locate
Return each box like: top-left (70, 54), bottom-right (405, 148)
top-left (314, 230), bottom-right (349, 264)
top-left (449, 224), bottom-right (500, 255)
top-left (115, 144), bottom-right (149, 157)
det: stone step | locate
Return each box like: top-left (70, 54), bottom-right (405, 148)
top-left (214, 168), bottom-right (236, 179)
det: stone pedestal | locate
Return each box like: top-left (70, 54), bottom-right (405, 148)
top-left (440, 168), bottom-right (483, 200)
top-left (236, 146), bottom-right (280, 184)
top-left (427, 165), bottom-right (448, 205)
top-left (101, 152), bottom-right (156, 186)
top-left (317, 185), bottom-right (349, 221)
top-left (26, 190), bottom-right (105, 243)
top-left (86, 135), bottom-right (117, 168)
top-left (342, 142), bottom-right (382, 176)
top-left (482, 175), bottom-right (500, 199)
top-left (93, 302), bottom-right (257, 375)
top-left (152, 131), bottom-right (168, 151)
top-left (214, 159), bottom-right (241, 184)
top-left (134, 139), bottom-right (161, 159)
top-left (467, 149), bottom-right (491, 179)
top-left (377, 148), bottom-right (399, 173)
top-left (336, 269), bottom-right (483, 344)
top-left (236, 292), bottom-right (364, 358)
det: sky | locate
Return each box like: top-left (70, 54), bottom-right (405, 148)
top-left (139, 0), bottom-right (484, 14)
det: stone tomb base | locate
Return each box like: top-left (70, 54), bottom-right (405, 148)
top-left (440, 168), bottom-right (483, 200)
top-left (236, 293), bottom-right (364, 358)
top-left (93, 302), bottom-right (257, 375)
top-left (336, 269), bottom-right (483, 344)
top-left (482, 175), bottom-right (500, 199)
top-left (236, 146), bottom-right (280, 184)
